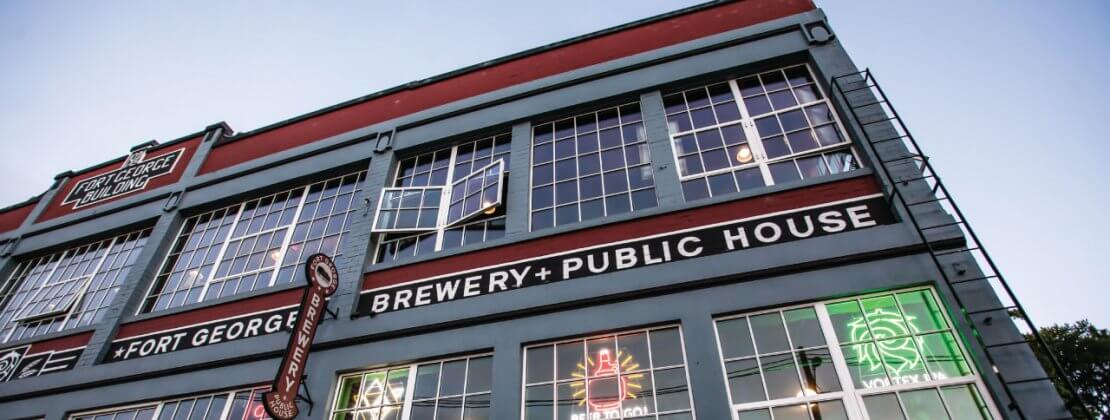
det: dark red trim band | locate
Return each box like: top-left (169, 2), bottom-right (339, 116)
top-left (199, 0), bottom-right (816, 174)
top-left (115, 288), bottom-right (303, 339)
top-left (25, 331), bottom-right (93, 354)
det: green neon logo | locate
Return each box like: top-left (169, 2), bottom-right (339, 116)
top-left (847, 308), bottom-right (922, 377)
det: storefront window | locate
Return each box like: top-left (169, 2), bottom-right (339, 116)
top-left (715, 288), bottom-right (997, 420)
top-left (522, 326), bottom-right (694, 420)
top-left (529, 102), bottom-right (657, 231)
top-left (140, 171), bottom-right (365, 313)
top-left (0, 228), bottom-right (150, 343)
top-left (373, 134), bottom-right (511, 263)
top-left (664, 64), bottom-right (860, 201)
top-left (331, 354), bottom-right (493, 420)
top-left (69, 386), bottom-right (271, 420)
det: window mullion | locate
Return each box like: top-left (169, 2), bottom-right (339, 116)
top-left (433, 146), bottom-right (461, 252)
top-left (401, 363), bottom-right (419, 420)
top-left (728, 79), bottom-right (775, 186)
top-left (199, 202), bottom-right (247, 302)
top-left (267, 187), bottom-right (310, 288)
top-left (216, 390), bottom-right (234, 420)
top-left (816, 303), bottom-right (867, 420)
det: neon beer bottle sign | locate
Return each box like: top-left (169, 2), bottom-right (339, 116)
top-left (570, 348), bottom-right (649, 420)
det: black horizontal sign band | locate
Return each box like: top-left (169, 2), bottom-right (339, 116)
top-left (356, 196), bottom-right (894, 316)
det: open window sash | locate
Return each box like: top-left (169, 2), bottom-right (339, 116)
top-left (12, 275), bottom-right (92, 323)
top-left (371, 186), bottom-right (446, 233)
top-left (445, 159), bottom-right (505, 227)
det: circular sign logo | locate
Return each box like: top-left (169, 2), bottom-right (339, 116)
top-left (305, 253), bottom-right (339, 296)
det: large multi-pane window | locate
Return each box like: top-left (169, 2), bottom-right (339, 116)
top-left (715, 288), bottom-right (998, 420)
top-left (331, 354), bottom-right (493, 420)
top-left (69, 386), bottom-right (271, 420)
top-left (523, 326), bottom-right (694, 420)
top-left (665, 64), bottom-right (860, 202)
top-left (373, 134), bottom-right (511, 263)
top-left (529, 103), bottom-right (658, 231)
top-left (141, 171), bottom-right (365, 313)
top-left (0, 229), bottom-right (150, 343)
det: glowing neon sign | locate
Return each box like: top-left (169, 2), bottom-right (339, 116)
top-left (846, 308), bottom-right (945, 388)
top-left (569, 348), bottom-right (650, 420)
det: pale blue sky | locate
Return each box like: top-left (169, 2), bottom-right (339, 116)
top-left (1, 1), bottom-right (1106, 326)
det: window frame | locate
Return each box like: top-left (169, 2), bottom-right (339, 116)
top-left (526, 101), bottom-right (658, 232)
top-left (713, 287), bottom-right (1002, 420)
top-left (373, 134), bottom-right (511, 264)
top-left (664, 64), bottom-right (862, 201)
top-left (0, 228), bottom-right (151, 343)
top-left (68, 386), bottom-right (270, 420)
top-left (521, 324), bottom-right (698, 420)
top-left (140, 171), bottom-right (365, 314)
top-left (330, 352), bottom-right (495, 420)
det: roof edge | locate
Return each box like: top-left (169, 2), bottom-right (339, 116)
top-left (217, 0), bottom-right (738, 145)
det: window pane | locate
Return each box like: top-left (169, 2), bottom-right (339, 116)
top-left (652, 367), bottom-right (690, 412)
top-left (556, 381), bottom-right (585, 420)
top-left (760, 353), bottom-right (802, 399)
top-left (750, 313), bottom-right (790, 354)
top-left (843, 342), bottom-right (886, 389)
top-left (940, 385), bottom-right (992, 420)
top-left (531, 102), bottom-right (656, 230)
top-left (864, 394), bottom-right (907, 420)
top-left (900, 388), bottom-right (948, 420)
top-left (526, 345), bottom-right (554, 384)
top-left (463, 393), bottom-right (490, 420)
top-left (557, 342), bottom-right (585, 380)
top-left (717, 317), bottom-right (755, 359)
top-left (897, 290), bottom-right (948, 333)
top-left (725, 358), bottom-right (764, 404)
top-left (796, 347), bottom-right (841, 394)
top-left (439, 360), bottom-right (467, 397)
top-left (827, 300), bottom-right (865, 343)
top-left (649, 328), bottom-right (684, 367)
top-left (617, 332), bottom-right (651, 372)
top-left (916, 332), bottom-right (971, 379)
top-left (525, 385), bottom-right (554, 420)
top-left (466, 356), bottom-right (493, 394)
top-left (784, 307), bottom-right (824, 349)
top-left (336, 375), bottom-right (363, 410)
top-left (413, 363), bottom-right (440, 400)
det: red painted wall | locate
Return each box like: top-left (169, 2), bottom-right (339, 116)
top-left (115, 288), bottom-right (303, 339)
top-left (25, 331), bottom-right (92, 353)
top-left (362, 176), bottom-right (881, 291)
top-left (0, 201), bottom-right (36, 234)
top-left (199, 0), bottom-right (816, 174)
top-left (37, 136), bottom-right (203, 222)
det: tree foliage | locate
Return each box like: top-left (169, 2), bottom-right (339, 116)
top-left (1026, 319), bottom-right (1109, 419)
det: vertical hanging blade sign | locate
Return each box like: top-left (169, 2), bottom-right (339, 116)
top-left (263, 253), bottom-right (339, 420)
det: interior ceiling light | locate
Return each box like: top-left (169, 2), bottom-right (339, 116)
top-left (735, 145), bottom-right (754, 163)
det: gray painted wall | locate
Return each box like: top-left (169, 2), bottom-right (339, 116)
top-left (0, 7), bottom-right (1066, 420)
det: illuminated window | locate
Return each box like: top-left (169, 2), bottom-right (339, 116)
top-left (331, 354), bottom-right (493, 420)
top-left (715, 288), bottom-right (997, 420)
top-left (374, 134), bottom-right (511, 263)
top-left (140, 171), bottom-right (365, 313)
top-left (529, 103), bottom-right (658, 231)
top-left (664, 64), bottom-right (860, 201)
top-left (0, 229), bottom-right (150, 343)
top-left (69, 386), bottom-right (271, 420)
top-left (523, 326), bottom-right (694, 420)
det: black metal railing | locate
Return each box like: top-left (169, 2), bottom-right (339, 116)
top-left (831, 69), bottom-right (1090, 420)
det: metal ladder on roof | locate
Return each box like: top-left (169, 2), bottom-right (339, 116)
top-left (830, 69), bottom-right (1090, 420)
